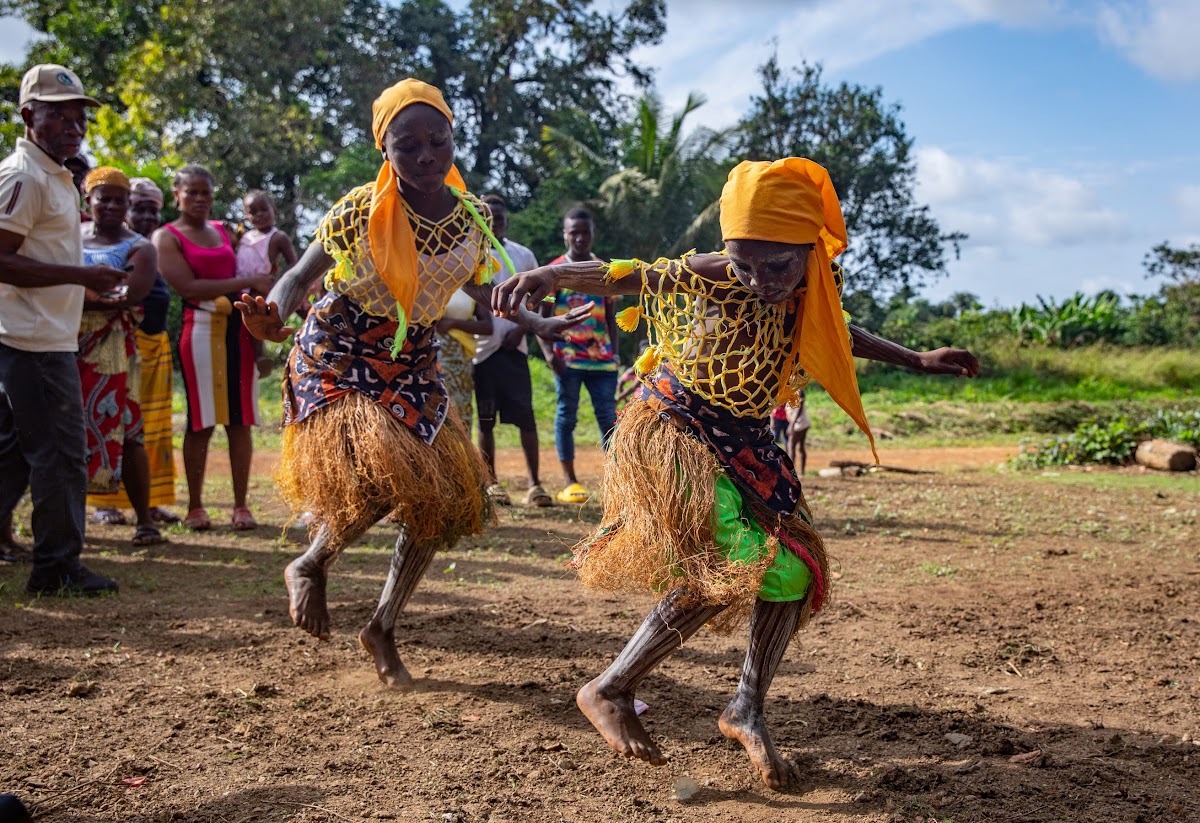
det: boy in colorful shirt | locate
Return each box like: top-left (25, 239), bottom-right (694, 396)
top-left (537, 207), bottom-right (618, 503)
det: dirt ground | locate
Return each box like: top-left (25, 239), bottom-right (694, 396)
top-left (2, 446), bottom-right (1198, 822)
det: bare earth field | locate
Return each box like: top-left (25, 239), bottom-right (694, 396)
top-left (2, 447), bottom-right (1198, 822)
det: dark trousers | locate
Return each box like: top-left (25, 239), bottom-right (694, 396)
top-left (0, 342), bottom-right (88, 576)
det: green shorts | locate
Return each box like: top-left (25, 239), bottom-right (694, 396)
top-left (712, 474), bottom-right (813, 602)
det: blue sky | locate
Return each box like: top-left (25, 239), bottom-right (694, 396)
top-left (4, 1), bottom-right (1199, 306)
top-left (630, 0), bottom-right (1200, 306)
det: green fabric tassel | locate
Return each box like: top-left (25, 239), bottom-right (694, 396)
top-left (391, 305), bottom-right (409, 360)
top-left (450, 185), bottom-right (516, 280)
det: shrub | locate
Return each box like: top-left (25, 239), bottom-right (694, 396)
top-left (1014, 408), bottom-right (1200, 468)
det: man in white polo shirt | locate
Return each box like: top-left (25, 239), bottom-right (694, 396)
top-left (0, 64), bottom-right (127, 595)
top-left (474, 194), bottom-right (551, 507)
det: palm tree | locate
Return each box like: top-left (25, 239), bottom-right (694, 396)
top-left (542, 91), bottom-right (736, 259)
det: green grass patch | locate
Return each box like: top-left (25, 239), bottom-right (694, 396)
top-left (168, 341), bottom-right (1198, 454)
top-left (1013, 469), bottom-right (1200, 493)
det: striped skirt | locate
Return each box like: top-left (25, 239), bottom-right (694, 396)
top-left (180, 300), bottom-right (260, 432)
top-left (88, 330), bottom-right (176, 508)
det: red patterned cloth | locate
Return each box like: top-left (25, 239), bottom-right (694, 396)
top-left (283, 292), bottom-right (448, 444)
top-left (77, 310), bottom-right (144, 495)
top-left (638, 362), bottom-right (805, 521)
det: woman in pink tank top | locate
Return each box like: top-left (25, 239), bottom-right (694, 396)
top-left (153, 165), bottom-right (275, 532)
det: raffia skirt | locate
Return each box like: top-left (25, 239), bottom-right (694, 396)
top-left (573, 399), bottom-right (829, 633)
top-left (277, 392), bottom-right (492, 547)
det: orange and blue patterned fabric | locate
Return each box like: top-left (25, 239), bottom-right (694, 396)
top-left (283, 292), bottom-right (448, 445)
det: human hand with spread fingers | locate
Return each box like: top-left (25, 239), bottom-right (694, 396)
top-left (235, 293), bottom-right (296, 343)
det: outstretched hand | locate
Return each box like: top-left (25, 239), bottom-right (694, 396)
top-left (492, 268), bottom-right (555, 318)
top-left (235, 293), bottom-right (295, 343)
top-left (537, 301), bottom-right (594, 342)
top-left (917, 347), bottom-right (980, 377)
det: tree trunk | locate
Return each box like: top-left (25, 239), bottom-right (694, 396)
top-left (1134, 439), bottom-right (1198, 472)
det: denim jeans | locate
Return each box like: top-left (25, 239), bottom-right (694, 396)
top-left (0, 342), bottom-right (88, 577)
top-left (554, 367), bottom-right (618, 462)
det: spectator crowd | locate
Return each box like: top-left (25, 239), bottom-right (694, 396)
top-left (0, 63), bottom-right (695, 598)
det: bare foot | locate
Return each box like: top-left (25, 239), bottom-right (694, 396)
top-left (358, 622), bottom-right (414, 690)
top-left (576, 678), bottom-right (666, 765)
top-left (719, 699), bottom-right (800, 791)
top-left (284, 558), bottom-right (330, 640)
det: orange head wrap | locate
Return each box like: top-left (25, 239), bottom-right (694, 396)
top-left (369, 78), bottom-right (467, 341)
top-left (83, 166), bottom-right (131, 194)
top-left (719, 157), bottom-right (876, 460)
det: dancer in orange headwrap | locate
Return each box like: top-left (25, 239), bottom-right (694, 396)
top-left (495, 157), bottom-right (979, 790)
top-left (236, 78), bottom-right (588, 688)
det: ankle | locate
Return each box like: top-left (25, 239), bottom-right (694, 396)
top-left (361, 621), bottom-right (390, 639)
top-left (723, 694), bottom-right (762, 720)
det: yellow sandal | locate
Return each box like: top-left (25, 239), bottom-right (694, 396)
top-left (555, 483), bottom-right (591, 504)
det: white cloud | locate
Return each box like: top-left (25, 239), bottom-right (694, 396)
top-left (1080, 275), bottom-right (1139, 295)
top-left (915, 146), bottom-right (1128, 249)
top-left (774, 0), bottom-right (1065, 73)
top-left (1173, 183), bottom-right (1200, 228)
top-left (1097, 0), bottom-right (1200, 81)
top-left (635, 0), bottom-right (1070, 131)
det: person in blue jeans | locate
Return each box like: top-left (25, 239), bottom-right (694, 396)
top-left (538, 207), bottom-right (618, 503)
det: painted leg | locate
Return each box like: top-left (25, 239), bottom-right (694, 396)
top-left (719, 597), bottom-right (805, 791)
top-left (358, 530), bottom-right (439, 690)
top-left (286, 502), bottom-right (391, 640)
top-left (577, 587), bottom-right (725, 765)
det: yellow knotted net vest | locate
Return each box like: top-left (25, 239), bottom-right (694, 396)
top-left (315, 184), bottom-right (495, 323)
top-left (611, 252), bottom-right (847, 419)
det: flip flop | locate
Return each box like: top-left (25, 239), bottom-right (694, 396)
top-left (149, 507), bottom-right (181, 525)
top-left (555, 483), bottom-right (591, 504)
top-left (486, 483), bottom-right (513, 506)
top-left (524, 484), bottom-right (553, 508)
top-left (183, 508), bottom-right (212, 531)
top-left (231, 507), bottom-right (258, 531)
top-left (131, 524), bottom-right (166, 547)
top-left (91, 508), bottom-right (127, 526)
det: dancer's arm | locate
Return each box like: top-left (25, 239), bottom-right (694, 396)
top-left (235, 243), bottom-right (333, 343)
top-left (849, 324), bottom-right (980, 377)
top-left (464, 281), bottom-right (592, 341)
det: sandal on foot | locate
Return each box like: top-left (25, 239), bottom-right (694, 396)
top-left (555, 483), bottom-right (591, 504)
top-left (1, 542), bottom-right (32, 563)
top-left (486, 483), bottom-right (513, 506)
top-left (131, 524), bottom-right (166, 547)
top-left (90, 508), bottom-right (127, 526)
top-left (183, 508), bottom-right (212, 531)
top-left (149, 507), bottom-right (181, 525)
top-left (524, 484), bottom-right (553, 508)
top-left (231, 507), bottom-right (258, 531)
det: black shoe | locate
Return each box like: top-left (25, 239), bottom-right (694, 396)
top-left (26, 564), bottom-right (119, 597)
top-left (0, 793), bottom-right (33, 823)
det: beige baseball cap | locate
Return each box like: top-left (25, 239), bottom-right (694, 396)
top-left (19, 64), bottom-right (99, 107)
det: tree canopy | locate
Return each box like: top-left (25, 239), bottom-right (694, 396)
top-left (1, 0), bottom-right (666, 230)
top-left (738, 56), bottom-right (964, 300)
top-left (2, 1), bottom-right (972, 306)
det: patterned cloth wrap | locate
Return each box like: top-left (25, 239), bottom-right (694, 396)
top-left (636, 361), bottom-right (824, 607)
top-left (77, 308), bottom-right (144, 495)
top-left (283, 291), bottom-right (447, 445)
top-left (638, 362), bottom-right (804, 521)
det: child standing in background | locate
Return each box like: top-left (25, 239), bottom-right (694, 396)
top-left (237, 190), bottom-right (298, 376)
top-left (786, 389), bottom-right (811, 476)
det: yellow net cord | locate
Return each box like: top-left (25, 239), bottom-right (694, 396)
top-left (316, 184), bottom-right (497, 331)
top-left (610, 252), bottom-right (847, 418)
